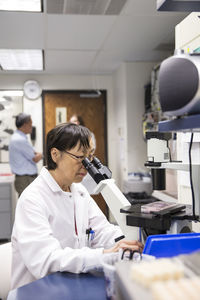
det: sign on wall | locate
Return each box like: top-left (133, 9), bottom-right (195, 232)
top-left (56, 107), bottom-right (67, 125)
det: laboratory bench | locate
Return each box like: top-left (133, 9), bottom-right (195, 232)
top-left (7, 271), bottom-right (107, 300)
top-left (7, 233), bottom-right (200, 300)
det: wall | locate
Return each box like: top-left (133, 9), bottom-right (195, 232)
top-left (126, 62), bottom-right (156, 174)
top-left (112, 61), bottom-right (158, 190)
top-left (112, 64), bottom-right (128, 188)
top-left (23, 96), bottom-right (43, 172)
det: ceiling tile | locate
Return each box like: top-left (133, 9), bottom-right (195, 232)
top-left (94, 49), bottom-right (171, 71)
top-left (46, 15), bottom-right (116, 50)
top-left (45, 50), bottom-right (96, 73)
top-left (102, 14), bottom-right (187, 52)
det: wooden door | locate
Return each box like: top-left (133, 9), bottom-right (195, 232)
top-left (42, 90), bottom-right (108, 217)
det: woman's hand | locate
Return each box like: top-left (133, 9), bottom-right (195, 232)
top-left (103, 239), bottom-right (143, 254)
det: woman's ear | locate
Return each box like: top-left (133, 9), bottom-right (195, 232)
top-left (51, 148), bottom-right (60, 163)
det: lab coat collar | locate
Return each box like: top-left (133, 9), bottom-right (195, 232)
top-left (40, 167), bottom-right (65, 193)
top-left (40, 167), bottom-right (87, 197)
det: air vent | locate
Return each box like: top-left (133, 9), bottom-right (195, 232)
top-left (47, 0), bottom-right (127, 15)
top-left (80, 90), bottom-right (101, 98)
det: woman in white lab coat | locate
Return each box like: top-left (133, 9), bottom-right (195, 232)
top-left (11, 123), bottom-right (143, 289)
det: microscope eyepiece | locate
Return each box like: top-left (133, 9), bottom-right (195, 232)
top-left (92, 156), bottom-right (112, 179)
top-left (82, 157), bottom-right (105, 184)
top-left (82, 157), bottom-right (91, 169)
top-left (92, 156), bottom-right (103, 169)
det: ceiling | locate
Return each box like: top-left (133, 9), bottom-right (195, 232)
top-left (0, 0), bottom-right (188, 75)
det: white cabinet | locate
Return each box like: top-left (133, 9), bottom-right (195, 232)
top-left (0, 182), bottom-right (12, 239)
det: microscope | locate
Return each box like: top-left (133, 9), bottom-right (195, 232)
top-left (143, 50), bottom-right (200, 234)
top-left (83, 154), bottom-right (192, 241)
top-left (82, 157), bottom-right (139, 240)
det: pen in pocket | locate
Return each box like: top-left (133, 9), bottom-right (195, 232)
top-left (86, 228), bottom-right (95, 247)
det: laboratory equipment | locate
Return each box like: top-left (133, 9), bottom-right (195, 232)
top-left (145, 132), bottom-right (200, 220)
top-left (83, 53), bottom-right (200, 237)
top-left (139, 51), bottom-right (200, 235)
top-left (143, 232), bottom-right (200, 258)
top-left (145, 131), bottom-right (171, 190)
top-left (159, 51), bottom-right (200, 117)
top-left (83, 156), bottom-right (190, 238)
top-left (82, 157), bottom-right (138, 240)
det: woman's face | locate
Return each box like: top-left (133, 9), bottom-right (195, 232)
top-left (51, 137), bottom-right (95, 185)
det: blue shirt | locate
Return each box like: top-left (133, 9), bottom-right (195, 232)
top-left (9, 130), bottom-right (37, 175)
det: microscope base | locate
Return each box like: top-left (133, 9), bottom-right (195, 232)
top-left (167, 219), bottom-right (192, 234)
top-left (122, 203), bottom-right (194, 238)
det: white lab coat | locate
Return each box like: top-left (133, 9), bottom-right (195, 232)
top-left (11, 167), bottom-right (122, 289)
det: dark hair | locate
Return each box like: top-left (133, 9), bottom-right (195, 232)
top-left (15, 113), bottom-right (31, 128)
top-left (46, 123), bottom-right (92, 170)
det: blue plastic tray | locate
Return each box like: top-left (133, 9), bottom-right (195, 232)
top-left (143, 232), bottom-right (200, 258)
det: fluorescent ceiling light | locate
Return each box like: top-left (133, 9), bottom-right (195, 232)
top-left (0, 0), bottom-right (42, 12)
top-left (0, 49), bottom-right (43, 71)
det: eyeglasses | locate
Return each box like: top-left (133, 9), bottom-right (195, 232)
top-left (63, 150), bottom-right (94, 163)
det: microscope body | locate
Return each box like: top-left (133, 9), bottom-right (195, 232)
top-left (82, 157), bottom-right (139, 240)
top-left (93, 179), bottom-right (138, 240)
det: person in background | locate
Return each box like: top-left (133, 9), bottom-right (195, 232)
top-left (69, 114), bottom-right (97, 194)
top-left (69, 114), bottom-right (85, 126)
top-left (11, 123), bottom-right (143, 289)
top-left (9, 113), bottom-right (43, 196)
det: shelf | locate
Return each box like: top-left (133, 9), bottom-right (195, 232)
top-left (158, 114), bottom-right (200, 132)
top-left (157, 0), bottom-right (200, 12)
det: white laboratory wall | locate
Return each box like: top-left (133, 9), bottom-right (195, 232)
top-left (112, 61), bottom-right (159, 190)
top-left (23, 96), bottom-right (43, 172)
top-left (126, 62), bottom-right (156, 174)
top-left (112, 64), bottom-right (128, 189)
